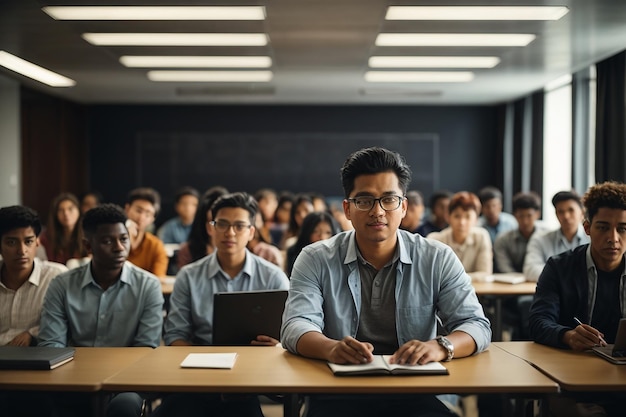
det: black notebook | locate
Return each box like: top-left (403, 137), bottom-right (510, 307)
top-left (592, 318), bottom-right (626, 365)
top-left (328, 355), bottom-right (449, 376)
top-left (212, 290), bottom-right (288, 345)
top-left (0, 346), bottom-right (75, 370)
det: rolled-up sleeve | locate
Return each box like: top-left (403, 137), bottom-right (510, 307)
top-left (280, 249), bottom-right (325, 353)
top-left (432, 247), bottom-right (492, 353)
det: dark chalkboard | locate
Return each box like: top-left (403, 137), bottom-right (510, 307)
top-left (136, 133), bottom-right (438, 211)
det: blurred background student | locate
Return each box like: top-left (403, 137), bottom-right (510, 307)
top-left (176, 187), bottom-right (228, 270)
top-left (39, 192), bottom-right (88, 265)
top-left (157, 186), bottom-right (200, 245)
top-left (286, 211), bottom-right (341, 275)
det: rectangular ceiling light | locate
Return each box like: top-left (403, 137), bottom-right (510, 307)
top-left (147, 70), bottom-right (273, 82)
top-left (43, 6), bottom-right (266, 20)
top-left (0, 50), bottom-right (75, 87)
top-left (120, 56), bottom-right (272, 68)
top-left (376, 34), bottom-right (535, 47)
top-left (369, 56), bottom-right (500, 68)
top-left (386, 6), bottom-right (569, 20)
top-left (83, 33), bottom-right (268, 46)
top-left (365, 71), bottom-right (474, 83)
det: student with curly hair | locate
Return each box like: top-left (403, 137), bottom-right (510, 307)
top-left (529, 181), bottom-right (626, 416)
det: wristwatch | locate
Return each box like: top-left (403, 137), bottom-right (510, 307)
top-left (436, 336), bottom-right (454, 361)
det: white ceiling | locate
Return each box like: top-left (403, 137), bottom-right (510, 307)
top-left (1, 0), bottom-right (625, 105)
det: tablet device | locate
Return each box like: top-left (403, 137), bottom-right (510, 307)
top-left (592, 318), bottom-right (626, 364)
top-left (212, 290), bottom-right (288, 346)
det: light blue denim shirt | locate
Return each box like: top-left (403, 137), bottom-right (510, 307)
top-left (164, 249), bottom-right (289, 345)
top-left (281, 230), bottom-right (491, 354)
top-left (523, 225), bottom-right (590, 282)
top-left (38, 261), bottom-right (164, 348)
top-left (157, 217), bottom-right (192, 244)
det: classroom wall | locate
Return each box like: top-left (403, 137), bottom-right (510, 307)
top-left (88, 105), bottom-right (500, 223)
top-left (20, 88), bottom-right (89, 221)
top-left (0, 74), bottom-right (20, 207)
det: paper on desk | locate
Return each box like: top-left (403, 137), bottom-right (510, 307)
top-left (180, 353), bottom-right (237, 369)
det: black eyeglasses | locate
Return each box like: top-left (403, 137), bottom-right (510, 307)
top-left (346, 195), bottom-right (405, 212)
top-left (209, 220), bottom-right (252, 233)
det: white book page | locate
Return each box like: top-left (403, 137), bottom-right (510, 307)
top-left (382, 355), bottom-right (447, 372)
top-left (180, 353), bottom-right (237, 369)
top-left (327, 356), bottom-right (388, 373)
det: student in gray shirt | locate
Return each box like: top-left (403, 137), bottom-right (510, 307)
top-left (39, 204), bottom-right (163, 417)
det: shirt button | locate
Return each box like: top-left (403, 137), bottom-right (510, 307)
top-left (374, 281), bottom-right (380, 287)
top-left (100, 315), bottom-right (105, 319)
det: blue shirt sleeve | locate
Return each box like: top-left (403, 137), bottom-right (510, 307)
top-left (38, 276), bottom-right (70, 347)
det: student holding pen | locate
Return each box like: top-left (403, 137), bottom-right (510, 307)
top-left (529, 181), bottom-right (626, 417)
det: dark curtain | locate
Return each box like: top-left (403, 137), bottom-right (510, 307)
top-left (529, 91), bottom-right (544, 198)
top-left (595, 51), bottom-right (626, 182)
top-left (495, 90), bottom-right (544, 210)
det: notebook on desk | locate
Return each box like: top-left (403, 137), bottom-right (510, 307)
top-left (212, 290), bottom-right (288, 346)
top-left (592, 318), bottom-right (626, 364)
top-left (0, 346), bottom-right (75, 370)
top-left (489, 273), bottom-right (526, 284)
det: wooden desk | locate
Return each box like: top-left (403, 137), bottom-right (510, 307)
top-left (103, 345), bottom-right (557, 417)
top-left (103, 345), bottom-right (557, 395)
top-left (473, 281), bottom-right (536, 342)
top-left (0, 347), bottom-right (151, 417)
top-left (160, 276), bottom-right (175, 295)
top-left (493, 341), bottom-right (626, 392)
top-left (0, 347), bottom-right (151, 392)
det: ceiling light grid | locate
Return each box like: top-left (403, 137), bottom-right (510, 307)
top-left (44, 6), bottom-right (273, 84)
top-left (367, 5), bottom-right (569, 84)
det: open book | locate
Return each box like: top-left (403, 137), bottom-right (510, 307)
top-left (327, 355), bottom-right (448, 376)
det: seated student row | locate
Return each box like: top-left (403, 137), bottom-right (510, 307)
top-left (1, 147), bottom-right (490, 417)
top-left (34, 186), bottom-right (348, 278)
top-left (4, 150), bottom-right (624, 417)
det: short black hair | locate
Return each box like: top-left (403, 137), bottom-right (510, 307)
top-left (126, 187), bottom-right (161, 215)
top-left (551, 190), bottom-right (582, 209)
top-left (582, 181), bottom-right (626, 223)
top-left (478, 186), bottom-right (503, 204)
top-left (405, 190), bottom-right (424, 207)
top-left (254, 188), bottom-right (277, 202)
top-left (429, 190), bottom-right (453, 210)
top-left (211, 192), bottom-right (258, 224)
top-left (340, 147), bottom-right (412, 198)
top-left (0, 205), bottom-right (42, 239)
top-left (82, 204), bottom-right (127, 236)
top-left (512, 192), bottom-right (541, 212)
top-left (174, 186), bottom-right (199, 204)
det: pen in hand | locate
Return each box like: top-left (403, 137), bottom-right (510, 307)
top-left (574, 317), bottom-right (607, 346)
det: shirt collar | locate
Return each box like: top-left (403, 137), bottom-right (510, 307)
top-left (207, 249), bottom-right (253, 280)
top-left (80, 261), bottom-right (131, 289)
top-left (27, 258), bottom-right (42, 286)
top-left (344, 230), bottom-right (410, 266)
top-left (585, 244), bottom-right (626, 276)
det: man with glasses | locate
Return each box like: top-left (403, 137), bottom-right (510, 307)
top-left (155, 192), bottom-right (289, 417)
top-left (125, 187), bottom-right (169, 277)
top-left (281, 147), bottom-right (491, 417)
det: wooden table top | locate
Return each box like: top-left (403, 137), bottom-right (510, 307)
top-left (103, 345), bottom-right (558, 395)
top-left (493, 341), bottom-right (626, 392)
top-left (0, 347), bottom-right (151, 392)
top-left (472, 280), bottom-right (536, 296)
